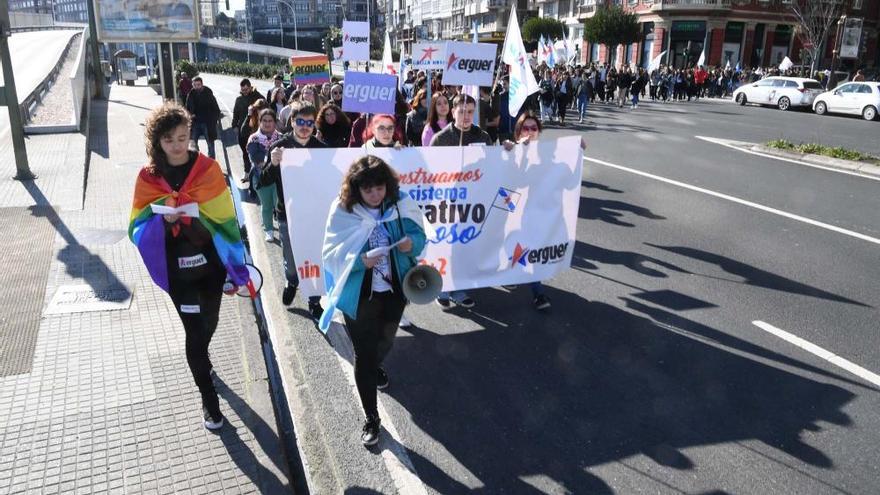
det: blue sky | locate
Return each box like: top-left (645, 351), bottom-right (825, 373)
top-left (220, 0), bottom-right (246, 15)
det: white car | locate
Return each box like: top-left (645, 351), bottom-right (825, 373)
top-left (813, 82), bottom-right (880, 121)
top-left (733, 77), bottom-right (825, 111)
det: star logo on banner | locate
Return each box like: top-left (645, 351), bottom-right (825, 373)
top-left (508, 243), bottom-right (530, 268)
top-left (344, 33), bottom-right (349, 42)
top-left (386, 64), bottom-right (397, 75)
top-left (420, 46), bottom-right (438, 62)
top-left (447, 53), bottom-right (459, 70)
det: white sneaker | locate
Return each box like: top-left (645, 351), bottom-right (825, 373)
top-left (398, 315), bottom-right (412, 328)
top-left (264, 231), bottom-right (273, 242)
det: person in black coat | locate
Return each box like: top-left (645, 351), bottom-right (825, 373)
top-left (184, 77), bottom-right (221, 159)
top-left (231, 79), bottom-right (265, 180)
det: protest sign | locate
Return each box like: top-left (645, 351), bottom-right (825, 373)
top-left (341, 21), bottom-right (370, 61)
top-left (442, 41), bottom-right (497, 87)
top-left (411, 42), bottom-right (447, 70)
top-left (340, 71), bottom-right (398, 114)
top-left (290, 55), bottom-right (330, 85)
top-left (279, 137), bottom-right (583, 298)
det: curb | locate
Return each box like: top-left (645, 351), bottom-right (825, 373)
top-left (750, 144), bottom-right (880, 179)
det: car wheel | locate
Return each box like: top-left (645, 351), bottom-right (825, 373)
top-left (736, 93), bottom-right (747, 105)
top-left (863, 106), bottom-right (878, 121)
top-left (778, 97), bottom-right (791, 111)
top-left (815, 101), bottom-right (827, 115)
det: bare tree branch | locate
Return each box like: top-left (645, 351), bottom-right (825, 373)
top-left (788, 0), bottom-right (847, 73)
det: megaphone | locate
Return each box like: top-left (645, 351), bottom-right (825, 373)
top-left (223, 264), bottom-right (264, 299)
top-left (402, 264), bottom-right (443, 304)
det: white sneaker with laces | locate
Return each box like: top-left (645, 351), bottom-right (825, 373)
top-left (264, 231), bottom-right (273, 242)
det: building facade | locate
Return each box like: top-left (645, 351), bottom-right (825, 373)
top-left (201, 0), bottom-right (220, 27)
top-left (8, 0), bottom-right (53, 14)
top-left (246, 0), bottom-right (377, 50)
top-left (52, 0), bottom-right (88, 23)
top-left (535, 0), bottom-right (878, 71)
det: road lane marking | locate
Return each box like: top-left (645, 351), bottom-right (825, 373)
top-left (584, 156), bottom-right (880, 247)
top-left (696, 135), bottom-right (880, 182)
top-left (753, 321), bottom-right (880, 387)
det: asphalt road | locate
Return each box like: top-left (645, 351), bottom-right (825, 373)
top-left (205, 73), bottom-right (880, 494)
top-left (0, 30), bottom-right (82, 104)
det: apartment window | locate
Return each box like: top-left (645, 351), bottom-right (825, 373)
top-left (852, 0), bottom-right (862, 8)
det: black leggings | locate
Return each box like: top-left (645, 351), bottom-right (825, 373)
top-left (343, 291), bottom-right (406, 417)
top-left (169, 272), bottom-right (226, 415)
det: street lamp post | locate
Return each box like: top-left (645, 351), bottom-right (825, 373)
top-left (0, 0), bottom-right (34, 180)
top-left (276, 0), bottom-right (299, 52)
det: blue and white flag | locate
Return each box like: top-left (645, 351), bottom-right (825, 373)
top-left (501, 8), bottom-right (539, 116)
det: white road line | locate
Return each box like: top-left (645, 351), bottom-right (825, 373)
top-left (752, 321), bottom-right (880, 387)
top-left (695, 135), bottom-right (880, 183)
top-left (584, 156), bottom-right (880, 247)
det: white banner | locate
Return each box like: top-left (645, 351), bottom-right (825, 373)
top-left (442, 41), bottom-right (497, 87)
top-left (412, 42), bottom-right (447, 70)
top-left (279, 138), bottom-right (584, 297)
top-left (342, 21), bottom-right (370, 61)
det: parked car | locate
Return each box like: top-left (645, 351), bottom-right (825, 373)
top-left (813, 82), bottom-right (880, 121)
top-left (733, 77), bottom-right (825, 111)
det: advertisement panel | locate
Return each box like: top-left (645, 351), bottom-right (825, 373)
top-left (118, 57), bottom-right (137, 81)
top-left (290, 55), bottom-right (331, 85)
top-left (341, 21), bottom-right (370, 62)
top-left (442, 41), bottom-right (497, 87)
top-left (840, 18), bottom-right (863, 59)
top-left (92, 0), bottom-right (199, 42)
top-left (278, 137), bottom-right (583, 298)
top-left (411, 42), bottom-right (447, 70)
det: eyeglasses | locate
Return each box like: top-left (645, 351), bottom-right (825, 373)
top-left (295, 118), bottom-right (315, 127)
top-left (521, 125), bottom-right (539, 132)
top-left (331, 91), bottom-right (342, 95)
top-left (375, 125), bottom-right (394, 132)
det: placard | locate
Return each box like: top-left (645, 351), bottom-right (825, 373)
top-left (290, 55), bottom-right (331, 85)
top-left (411, 42), bottom-right (447, 70)
top-left (340, 71), bottom-right (398, 114)
top-left (442, 41), bottom-right (497, 87)
top-left (341, 20), bottom-right (370, 62)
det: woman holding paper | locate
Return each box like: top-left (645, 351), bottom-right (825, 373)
top-left (129, 102), bottom-right (250, 431)
top-left (320, 156), bottom-right (428, 447)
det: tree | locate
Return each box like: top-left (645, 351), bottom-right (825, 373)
top-left (521, 17), bottom-right (567, 43)
top-left (788, 0), bottom-right (846, 75)
top-left (582, 5), bottom-right (641, 67)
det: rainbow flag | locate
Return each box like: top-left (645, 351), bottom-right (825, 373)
top-left (128, 154), bottom-right (249, 293)
top-left (290, 55), bottom-right (331, 85)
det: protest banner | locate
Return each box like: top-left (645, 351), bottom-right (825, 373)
top-left (340, 71), bottom-right (398, 114)
top-left (411, 42), bottom-right (447, 70)
top-left (341, 20), bottom-right (370, 62)
top-left (332, 46), bottom-right (344, 60)
top-left (290, 55), bottom-right (331, 85)
top-left (442, 41), bottom-right (497, 87)
top-left (279, 137), bottom-right (583, 298)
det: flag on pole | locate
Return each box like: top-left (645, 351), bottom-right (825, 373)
top-left (778, 56), bottom-right (793, 71)
top-left (464, 21), bottom-right (481, 126)
top-left (382, 32), bottom-right (397, 76)
top-left (734, 61), bottom-right (741, 72)
top-left (398, 46), bottom-right (408, 90)
top-left (725, 59), bottom-right (731, 70)
top-left (697, 49), bottom-right (706, 68)
top-left (538, 35), bottom-right (547, 65)
top-left (648, 51), bottom-right (666, 72)
top-left (502, 8), bottom-right (539, 117)
top-left (554, 40), bottom-right (567, 66)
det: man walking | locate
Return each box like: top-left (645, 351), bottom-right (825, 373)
top-left (231, 78), bottom-right (265, 183)
top-left (185, 77), bottom-right (221, 158)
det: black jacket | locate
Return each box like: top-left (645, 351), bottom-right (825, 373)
top-left (231, 90), bottom-right (265, 130)
top-left (185, 87), bottom-right (221, 125)
top-left (259, 134), bottom-right (326, 220)
top-left (429, 124), bottom-right (492, 147)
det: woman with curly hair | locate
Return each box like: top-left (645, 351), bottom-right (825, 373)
top-left (320, 156), bottom-right (429, 447)
top-left (315, 103), bottom-right (351, 148)
top-left (129, 102), bottom-right (249, 431)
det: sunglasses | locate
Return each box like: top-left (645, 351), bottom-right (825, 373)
top-left (295, 118), bottom-right (315, 127)
top-left (521, 125), bottom-right (539, 132)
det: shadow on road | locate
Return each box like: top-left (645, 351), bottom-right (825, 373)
top-left (386, 286), bottom-right (856, 494)
top-left (580, 196), bottom-right (666, 227)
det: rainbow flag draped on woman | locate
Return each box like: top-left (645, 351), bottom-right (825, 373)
top-left (128, 154), bottom-right (249, 292)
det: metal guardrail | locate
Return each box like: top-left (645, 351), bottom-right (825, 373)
top-left (21, 29), bottom-right (84, 131)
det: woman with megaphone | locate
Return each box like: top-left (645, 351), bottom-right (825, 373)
top-left (319, 155), bottom-right (430, 447)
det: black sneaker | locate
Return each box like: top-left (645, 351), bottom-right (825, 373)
top-left (377, 368), bottom-right (389, 390)
top-left (533, 294), bottom-right (551, 311)
top-left (308, 301), bottom-right (324, 320)
top-left (282, 284), bottom-right (296, 306)
top-left (240, 175), bottom-right (250, 183)
top-left (436, 297), bottom-right (452, 309)
top-left (361, 414), bottom-right (381, 447)
top-left (203, 407), bottom-right (225, 431)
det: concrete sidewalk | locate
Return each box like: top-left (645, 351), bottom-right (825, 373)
top-left (0, 83), bottom-right (289, 493)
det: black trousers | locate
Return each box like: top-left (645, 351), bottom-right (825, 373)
top-left (343, 290), bottom-right (406, 417)
top-left (169, 271), bottom-right (226, 416)
top-left (238, 130), bottom-right (252, 173)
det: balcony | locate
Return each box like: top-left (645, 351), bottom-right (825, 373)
top-left (651, 0), bottom-right (731, 10)
top-left (487, 0), bottom-right (508, 8)
top-left (578, 0), bottom-right (598, 13)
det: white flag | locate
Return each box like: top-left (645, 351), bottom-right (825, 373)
top-left (697, 49), bottom-right (706, 68)
top-left (554, 40), bottom-right (568, 66)
top-left (778, 56), bottom-right (793, 71)
top-left (382, 32), bottom-right (397, 76)
top-left (502, 9), bottom-right (539, 116)
top-left (648, 51), bottom-right (666, 72)
top-left (398, 47), bottom-right (408, 90)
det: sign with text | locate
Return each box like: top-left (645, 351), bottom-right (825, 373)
top-left (93, 0), bottom-right (199, 42)
top-left (411, 42), bottom-right (448, 70)
top-left (332, 46), bottom-right (344, 60)
top-left (279, 137), bottom-right (583, 297)
top-left (340, 71), bottom-right (397, 114)
top-left (290, 55), bottom-right (331, 85)
top-left (442, 41), bottom-right (497, 87)
top-left (840, 17), bottom-right (863, 59)
top-left (341, 20), bottom-right (370, 62)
